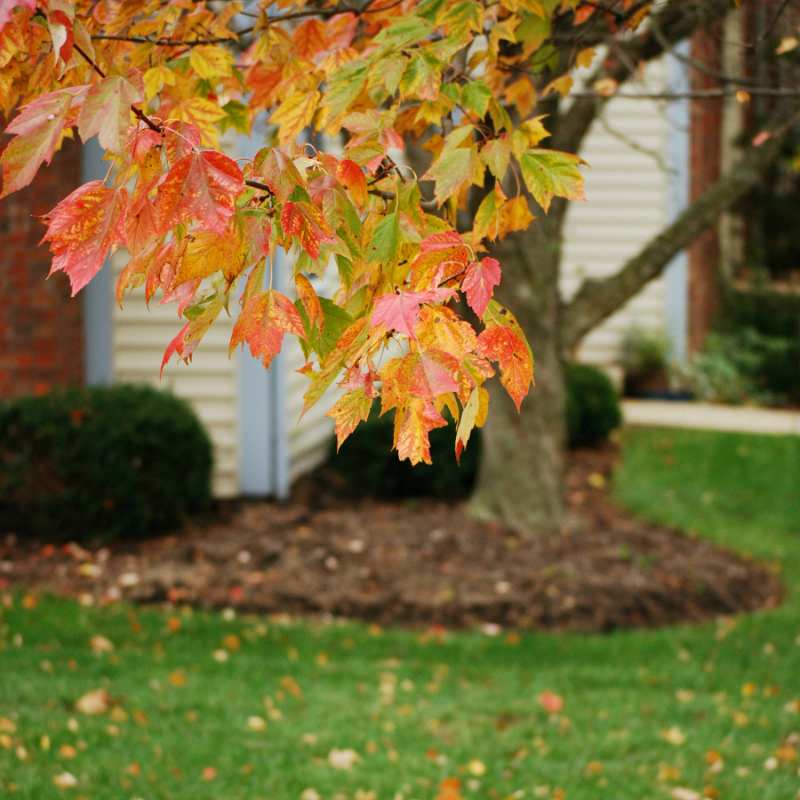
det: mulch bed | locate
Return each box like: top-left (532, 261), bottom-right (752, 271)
top-left (0, 442), bottom-right (783, 632)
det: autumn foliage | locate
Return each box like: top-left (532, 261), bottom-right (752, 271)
top-left (0, 0), bottom-right (610, 464)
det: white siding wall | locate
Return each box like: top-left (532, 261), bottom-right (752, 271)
top-left (111, 252), bottom-right (240, 498)
top-left (560, 59), bottom-right (670, 368)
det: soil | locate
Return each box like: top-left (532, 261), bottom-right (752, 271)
top-left (0, 443), bottom-right (783, 632)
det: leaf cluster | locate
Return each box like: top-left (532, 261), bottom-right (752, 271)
top-left (0, 0), bottom-right (621, 463)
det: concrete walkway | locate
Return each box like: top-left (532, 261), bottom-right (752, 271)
top-left (622, 399), bottom-right (800, 436)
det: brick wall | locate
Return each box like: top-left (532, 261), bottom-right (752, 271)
top-left (0, 137), bottom-right (84, 398)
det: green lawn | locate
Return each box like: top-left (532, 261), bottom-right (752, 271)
top-left (1, 428), bottom-right (799, 800)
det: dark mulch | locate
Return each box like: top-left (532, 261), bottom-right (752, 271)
top-left (0, 443), bottom-right (783, 632)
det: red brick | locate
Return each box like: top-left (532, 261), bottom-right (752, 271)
top-left (0, 134), bottom-right (84, 398)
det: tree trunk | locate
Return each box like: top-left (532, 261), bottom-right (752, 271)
top-left (469, 213), bottom-right (567, 535)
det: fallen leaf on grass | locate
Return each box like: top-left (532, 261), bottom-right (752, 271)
top-left (0, 718), bottom-right (16, 732)
top-left (52, 772), bottom-right (78, 789)
top-left (59, 744), bottom-right (77, 758)
top-left (328, 748), bottom-right (360, 769)
top-left (169, 670), bottom-right (189, 687)
top-left (467, 759), bottom-right (486, 776)
top-left (90, 635), bottom-right (114, 654)
top-left (670, 789), bottom-right (701, 800)
top-left (247, 716), bottom-right (267, 731)
top-left (75, 689), bottom-right (111, 715)
top-left (201, 766), bottom-right (217, 780)
top-left (538, 690), bottom-right (563, 713)
top-left (281, 676), bottom-right (303, 698)
top-left (662, 726), bottom-right (686, 746)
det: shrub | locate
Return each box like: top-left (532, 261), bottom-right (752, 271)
top-left (0, 384), bottom-right (212, 543)
top-left (685, 328), bottom-right (800, 406)
top-left (565, 363), bottom-right (623, 449)
top-left (330, 363), bottom-right (621, 498)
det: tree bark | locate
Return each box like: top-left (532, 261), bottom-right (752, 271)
top-left (469, 212), bottom-right (567, 535)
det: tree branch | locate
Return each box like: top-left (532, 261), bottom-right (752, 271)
top-left (550, 0), bottom-right (736, 157)
top-left (560, 131), bottom-right (787, 351)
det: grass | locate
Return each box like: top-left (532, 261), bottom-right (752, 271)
top-left (1, 427), bottom-right (799, 800)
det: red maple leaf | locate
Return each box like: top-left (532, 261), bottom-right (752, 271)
top-left (371, 288), bottom-right (455, 339)
top-left (477, 323), bottom-right (533, 411)
top-left (157, 149), bottom-right (243, 235)
top-left (462, 257), bottom-right (501, 317)
top-left (0, 86), bottom-right (83, 199)
top-left (229, 290), bottom-right (305, 369)
top-left (39, 181), bottom-right (127, 295)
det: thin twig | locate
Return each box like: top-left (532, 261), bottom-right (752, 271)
top-left (74, 43), bottom-right (163, 133)
top-left (90, 34), bottom-right (234, 45)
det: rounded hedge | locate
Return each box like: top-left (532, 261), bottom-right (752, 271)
top-left (565, 362), bottom-right (622, 449)
top-left (330, 363), bottom-right (621, 498)
top-left (0, 384), bottom-right (212, 543)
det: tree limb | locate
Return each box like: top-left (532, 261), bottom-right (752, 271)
top-left (559, 131), bottom-right (786, 352)
top-left (551, 0), bottom-right (736, 157)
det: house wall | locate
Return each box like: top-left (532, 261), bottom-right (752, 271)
top-left (0, 138), bottom-right (84, 398)
top-left (560, 59), bottom-right (671, 373)
top-left (110, 251), bottom-right (241, 497)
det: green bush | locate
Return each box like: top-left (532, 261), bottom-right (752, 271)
top-left (565, 363), bottom-right (623, 448)
top-left (330, 363), bottom-right (621, 498)
top-left (0, 384), bottom-right (212, 543)
top-left (685, 328), bottom-right (800, 406)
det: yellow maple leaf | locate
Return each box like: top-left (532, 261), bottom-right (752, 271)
top-left (189, 44), bottom-right (235, 80)
top-left (172, 96), bottom-right (226, 147)
top-left (270, 90), bottom-right (321, 147)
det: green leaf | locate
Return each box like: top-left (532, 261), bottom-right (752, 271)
top-left (480, 136), bottom-right (512, 180)
top-left (422, 145), bottom-right (477, 205)
top-left (219, 100), bottom-right (249, 136)
top-left (315, 298), bottom-right (355, 359)
top-left (367, 212), bottom-right (401, 265)
top-left (373, 16), bottom-right (435, 47)
top-left (323, 60), bottom-right (369, 120)
top-left (460, 80), bottom-right (492, 118)
top-left (515, 11), bottom-right (550, 53)
top-left (518, 148), bottom-right (586, 213)
top-left (440, 1), bottom-right (484, 42)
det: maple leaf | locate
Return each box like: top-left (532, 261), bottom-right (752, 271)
top-left (77, 69), bottom-right (144, 156)
top-left (254, 147), bottom-right (304, 203)
top-left (326, 387), bottom-right (373, 448)
top-left (477, 302), bottom-right (534, 411)
top-left (161, 297), bottom-right (223, 376)
top-left (394, 399), bottom-right (447, 465)
top-left (270, 90), bottom-right (321, 147)
top-left (39, 181), bottom-right (127, 295)
top-left (158, 150), bottom-right (244, 235)
top-left (455, 386), bottom-right (482, 463)
top-left (336, 159), bottom-right (367, 208)
top-left (379, 349), bottom-right (461, 413)
top-left (0, 0), bottom-right (36, 30)
top-left (295, 273), bottom-right (324, 340)
top-left (281, 201), bottom-right (336, 260)
top-left (462, 257), bottom-right (501, 317)
top-left (519, 148), bottom-right (587, 214)
top-left (423, 141), bottom-right (477, 206)
top-left (176, 215), bottom-right (246, 286)
top-left (189, 44), bottom-right (234, 80)
top-left (0, 86), bottom-right (83, 199)
top-left (371, 288), bottom-right (455, 339)
top-left (230, 290), bottom-right (305, 369)
top-left (294, 18), bottom-right (330, 60)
